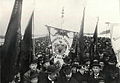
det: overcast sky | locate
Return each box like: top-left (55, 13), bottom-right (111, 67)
top-left (0, 0), bottom-right (120, 37)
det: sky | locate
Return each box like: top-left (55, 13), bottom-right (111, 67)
top-left (0, 0), bottom-right (120, 38)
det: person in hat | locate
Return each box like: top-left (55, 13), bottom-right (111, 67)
top-left (103, 54), bottom-right (119, 83)
top-left (37, 55), bottom-right (44, 71)
top-left (73, 65), bottom-right (89, 83)
top-left (98, 52), bottom-right (104, 61)
top-left (83, 58), bottom-right (91, 73)
top-left (71, 63), bottom-right (79, 74)
top-left (89, 60), bottom-right (106, 83)
top-left (57, 65), bottom-right (78, 83)
top-left (47, 66), bottom-right (59, 82)
top-left (38, 65), bottom-right (59, 83)
top-left (63, 56), bottom-right (71, 64)
top-left (106, 56), bottom-right (119, 83)
top-left (23, 60), bottom-right (40, 83)
top-left (99, 61), bottom-right (105, 74)
top-left (43, 58), bottom-right (51, 72)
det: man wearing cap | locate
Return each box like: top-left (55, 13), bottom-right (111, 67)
top-left (23, 60), bottom-right (40, 83)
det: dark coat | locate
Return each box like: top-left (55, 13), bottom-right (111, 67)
top-left (56, 74), bottom-right (78, 83)
top-left (105, 67), bottom-right (119, 83)
top-left (89, 72), bottom-right (106, 83)
top-left (38, 72), bottom-right (58, 83)
top-left (72, 72), bottom-right (89, 83)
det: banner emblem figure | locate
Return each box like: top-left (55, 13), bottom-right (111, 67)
top-left (47, 26), bottom-right (74, 57)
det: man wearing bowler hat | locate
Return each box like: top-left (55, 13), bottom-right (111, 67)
top-left (89, 60), bottom-right (106, 83)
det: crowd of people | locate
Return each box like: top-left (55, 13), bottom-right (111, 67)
top-left (10, 36), bottom-right (120, 83)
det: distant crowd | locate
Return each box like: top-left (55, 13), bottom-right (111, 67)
top-left (10, 36), bottom-right (120, 83)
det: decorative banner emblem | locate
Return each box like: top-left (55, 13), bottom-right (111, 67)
top-left (47, 25), bottom-right (74, 57)
top-left (53, 37), bottom-right (68, 55)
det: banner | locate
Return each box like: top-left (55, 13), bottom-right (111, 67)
top-left (47, 25), bottom-right (74, 57)
top-left (110, 23), bottom-right (120, 66)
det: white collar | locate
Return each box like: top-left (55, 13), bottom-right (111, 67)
top-left (48, 76), bottom-right (54, 83)
top-left (48, 75), bottom-right (52, 81)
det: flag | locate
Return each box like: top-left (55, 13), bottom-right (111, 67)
top-left (77, 8), bottom-right (85, 63)
top-left (90, 18), bottom-right (99, 60)
top-left (46, 25), bottom-right (74, 57)
top-left (67, 32), bottom-right (77, 61)
top-left (1, 0), bottom-right (22, 82)
top-left (93, 18), bottom-right (99, 55)
top-left (71, 32), bottom-right (79, 61)
top-left (19, 12), bottom-right (34, 75)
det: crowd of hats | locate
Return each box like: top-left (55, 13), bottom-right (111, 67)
top-left (35, 36), bottom-right (114, 61)
top-left (33, 36), bottom-right (118, 74)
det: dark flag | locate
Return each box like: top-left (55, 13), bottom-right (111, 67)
top-left (19, 12), bottom-right (34, 76)
top-left (69, 32), bottom-right (78, 61)
top-left (93, 18), bottom-right (99, 55)
top-left (90, 18), bottom-right (99, 60)
top-left (77, 8), bottom-right (85, 63)
top-left (1, 0), bottom-right (23, 82)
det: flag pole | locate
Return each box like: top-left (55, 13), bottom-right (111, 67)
top-left (105, 22), bottom-right (110, 38)
top-left (32, 11), bottom-right (36, 59)
top-left (93, 17), bottom-right (99, 57)
top-left (32, 0), bottom-right (36, 60)
top-left (77, 7), bottom-right (85, 63)
top-left (61, 7), bottom-right (64, 30)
